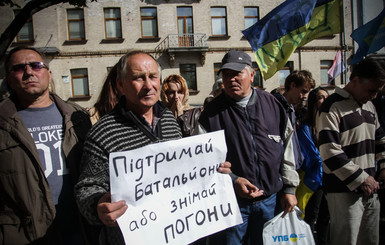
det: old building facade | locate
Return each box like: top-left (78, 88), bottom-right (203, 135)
top-left (0, 0), bottom-right (384, 108)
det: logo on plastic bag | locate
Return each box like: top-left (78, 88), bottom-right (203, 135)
top-left (272, 232), bottom-right (311, 243)
top-left (290, 233), bottom-right (298, 242)
top-left (272, 233), bottom-right (307, 242)
top-left (263, 207), bottom-right (315, 244)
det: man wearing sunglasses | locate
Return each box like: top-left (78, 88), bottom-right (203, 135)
top-left (0, 46), bottom-right (95, 244)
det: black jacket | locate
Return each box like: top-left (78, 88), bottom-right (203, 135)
top-left (198, 89), bottom-right (299, 200)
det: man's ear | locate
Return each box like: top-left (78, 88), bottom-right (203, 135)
top-left (250, 70), bottom-right (255, 83)
top-left (350, 76), bottom-right (360, 84)
top-left (48, 70), bottom-right (52, 84)
top-left (348, 76), bottom-right (361, 90)
top-left (289, 81), bottom-right (296, 90)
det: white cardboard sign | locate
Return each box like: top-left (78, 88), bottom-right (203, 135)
top-left (109, 130), bottom-right (242, 245)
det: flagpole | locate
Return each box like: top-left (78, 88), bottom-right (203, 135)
top-left (342, 0), bottom-right (348, 85)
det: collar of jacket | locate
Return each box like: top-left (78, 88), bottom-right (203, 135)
top-left (221, 88), bottom-right (258, 107)
top-left (0, 95), bottom-right (18, 124)
top-left (1, 93), bottom-right (77, 121)
top-left (116, 96), bottom-right (168, 142)
top-left (335, 86), bottom-right (352, 99)
top-left (273, 92), bottom-right (294, 113)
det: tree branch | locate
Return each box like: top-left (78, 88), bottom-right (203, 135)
top-left (0, 0), bottom-right (96, 59)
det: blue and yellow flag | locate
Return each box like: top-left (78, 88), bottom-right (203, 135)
top-left (296, 123), bottom-right (323, 216)
top-left (351, 8), bottom-right (385, 64)
top-left (242, 0), bottom-right (342, 80)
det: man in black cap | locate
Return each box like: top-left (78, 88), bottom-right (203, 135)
top-left (196, 50), bottom-right (299, 244)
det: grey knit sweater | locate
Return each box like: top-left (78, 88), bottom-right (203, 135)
top-left (75, 100), bottom-right (182, 244)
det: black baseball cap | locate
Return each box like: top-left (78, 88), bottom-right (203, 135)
top-left (218, 50), bottom-right (252, 74)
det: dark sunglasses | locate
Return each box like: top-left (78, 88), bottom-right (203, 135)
top-left (10, 62), bottom-right (48, 73)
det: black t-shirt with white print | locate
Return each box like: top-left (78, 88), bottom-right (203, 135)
top-left (18, 102), bottom-right (83, 244)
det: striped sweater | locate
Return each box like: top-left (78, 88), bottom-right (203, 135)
top-left (317, 87), bottom-right (385, 193)
top-left (75, 100), bottom-right (182, 244)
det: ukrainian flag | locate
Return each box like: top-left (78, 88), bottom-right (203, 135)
top-left (242, 0), bottom-right (342, 80)
top-left (351, 8), bottom-right (385, 64)
top-left (296, 124), bottom-right (323, 216)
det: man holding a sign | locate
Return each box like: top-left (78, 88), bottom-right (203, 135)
top-left (75, 51), bottom-right (232, 244)
top-left (196, 50), bottom-right (300, 245)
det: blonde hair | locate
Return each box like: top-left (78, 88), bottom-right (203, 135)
top-left (161, 74), bottom-right (192, 112)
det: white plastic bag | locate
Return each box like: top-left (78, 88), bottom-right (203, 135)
top-left (262, 206), bottom-right (315, 245)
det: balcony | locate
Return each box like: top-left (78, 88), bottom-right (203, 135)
top-left (155, 33), bottom-right (208, 66)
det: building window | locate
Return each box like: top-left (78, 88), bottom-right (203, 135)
top-left (177, 7), bottom-right (193, 34)
top-left (177, 7), bottom-right (193, 46)
top-left (67, 9), bottom-right (85, 40)
top-left (211, 7), bottom-right (227, 36)
top-left (141, 7), bottom-right (158, 38)
top-left (214, 63), bottom-right (221, 82)
top-left (14, 10), bottom-right (34, 42)
top-left (244, 7), bottom-right (259, 29)
top-left (279, 61), bottom-right (293, 87)
top-left (180, 64), bottom-right (197, 91)
top-left (71, 68), bottom-right (89, 97)
top-left (252, 62), bottom-right (263, 88)
top-left (321, 60), bottom-right (333, 86)
top-left (104, 8), bottom-right (122, 39)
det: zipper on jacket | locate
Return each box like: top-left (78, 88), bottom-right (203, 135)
top-left (244, 107), bottom-right (261, 185)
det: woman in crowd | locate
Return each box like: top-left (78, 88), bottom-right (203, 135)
top-left (89, 64), bottom-right (120, 124)
top-left (161, 74), bottom-right (202, 137)
top-left (296, 87), bottom-right (330, 245)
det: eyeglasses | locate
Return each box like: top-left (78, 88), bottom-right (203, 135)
top-left (10, 62), bottom-right (48, 73)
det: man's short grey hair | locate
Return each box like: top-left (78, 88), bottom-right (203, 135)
top-left (245, 65), bottom-right (254, 75)
top-left (116, 51), bottom-right (162, 80)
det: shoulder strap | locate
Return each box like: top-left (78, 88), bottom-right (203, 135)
top-left (119, 104), bottom-right (158, 143)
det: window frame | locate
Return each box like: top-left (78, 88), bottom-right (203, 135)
top-left (210, 7), bottom-right (228, 37)
top-left (180, 64), bottom-right (197, 91)
top-left (140, 7), bottom-right (158, 38)
top-left (14, 10), bottom-right (34, 42)
top-left (104, 7), bottom-right (122, 39)
top-left (177, 6), bottom-right (193, 34)
top-left (70, 68), bottom-right (89, 97)
top-left (67, 9), bottom-right (86, 41)
top-left (251, 62), bottom-right (263, 88)
top-left (320, 60), bottom-right (334, 86)
top-left (244, 7), bottom-right (259, 30)
top-left (278, 61), bottom-right (294, 87)
top-left (213, 63), bottom-right (221, 82)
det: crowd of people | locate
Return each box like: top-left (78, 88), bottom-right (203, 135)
top-left (1, 46), bottom-right (385, 245)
